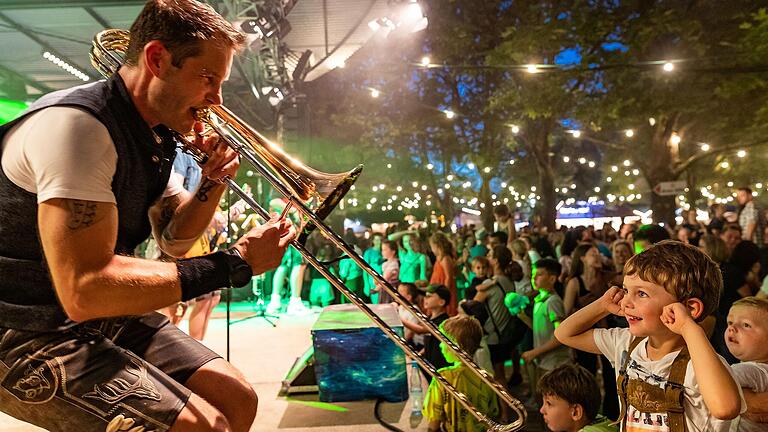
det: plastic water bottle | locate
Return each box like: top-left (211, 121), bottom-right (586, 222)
top-left (408, 360), bottom-right (423, 428)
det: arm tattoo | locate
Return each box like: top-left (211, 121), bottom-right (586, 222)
top-left (157, 195), bottom-right (181, 231)
top-left (66, 200), bottom-right (98, 230)
top-left (195, 178), bottom-right (217, 202)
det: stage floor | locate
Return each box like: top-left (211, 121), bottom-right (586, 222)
top-left (0, 301), bottom-right (545, 431)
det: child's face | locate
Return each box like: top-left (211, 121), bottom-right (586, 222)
top-left (582, 247), bottom-right (601, 269)
top-left (402, 234), bottom-right (412, 251)
top-left (613, 244), bottom-right (632, 267)
top-left (397, 284), bottom-right (411, 301)
top-left (620, 274), bottom-right (679, 338)
top-left (471, 261), bottom-right (488, 277)
top-left (634, 239), bottom-right (652, 254)
top-left (382, 244), bottom-right (395, 259)
top-left (423, 292), bottom-right (445, 312)
top-left (540, 393), bottom-right (578, 432)
top-left (533, 268), bottom-right (556, 291)
top-left (439, 335), bottom-right (460, 365)
top-left (429, 240), bottom-right (439, 256)
top-left (726, 305), bottom-right (768, 362)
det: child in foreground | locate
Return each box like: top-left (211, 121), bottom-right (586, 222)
top-left (725, 296), bottom-right (768, 432)
top-left (555, 240), bottom-right (743, 431)
top-left (539, 364), bottom-right (617, 432)
top-left (422, 315), bottom-right (499, 432)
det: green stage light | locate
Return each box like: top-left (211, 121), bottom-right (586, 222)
top-left (0, 99), bottom-right (28, 123)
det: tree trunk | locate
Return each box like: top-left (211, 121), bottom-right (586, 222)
top-left (685, 170), bottom-right (698, 209)
top-left (644, 115), bottom-right (680, 227)
top-left (437, 193), bottom-right (455, 223)
top-left (479, 175), bottom-right (494, 231)
top-left (649, 190), bottom-right (677, 227)
top-left (526, 119), bottom-right (556, 231)
top-left (537, 162), bottom-right (557, 231)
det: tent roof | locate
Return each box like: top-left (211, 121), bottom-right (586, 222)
top-left (0, 0), bottom-right (390, 99)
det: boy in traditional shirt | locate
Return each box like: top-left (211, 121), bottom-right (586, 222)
top-left (555, 240), bottom-right (743, 431)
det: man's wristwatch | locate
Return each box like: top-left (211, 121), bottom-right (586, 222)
top-left (222, 248), bottom-right (253, 287)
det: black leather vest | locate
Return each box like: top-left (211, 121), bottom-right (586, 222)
top-left (0, 73), bottom-right (177, 331)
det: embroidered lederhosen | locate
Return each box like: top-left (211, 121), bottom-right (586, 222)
top-left (616, 337), bottom-right (690, 432)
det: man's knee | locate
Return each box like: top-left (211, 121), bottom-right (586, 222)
top-left (229, 377), bottom-right (258, 430)
top-left (171, 394), bottom-right (231, 432)
top-left (185, 360), bottom-right (257, 431)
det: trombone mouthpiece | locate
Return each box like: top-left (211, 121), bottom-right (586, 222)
top-left (193, 108), bottom-right (210, 123)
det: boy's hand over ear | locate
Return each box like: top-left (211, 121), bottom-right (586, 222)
top-left (600, 286), bottom-right (625, 316)
top-left (661, 302), bottom-right (697, 335)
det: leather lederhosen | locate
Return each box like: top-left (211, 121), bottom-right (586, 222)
top-left (616, 337), bottom-right (690, 432)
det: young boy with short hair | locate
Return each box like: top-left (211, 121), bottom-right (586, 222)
top-left (539, 364), bottom-right (617, 432)
top-left (555, 240), bottom-right (743, 431)
top-left (725, 296), bottom-right (768, 432)
top-left (465, 255), bottom-right (490, 300)
top-left (423, 315), bottom-right (499, 432)
top-left (401, 284), bottom-right (452, 378)
top-left (518, 258), bottom-right (571, 398)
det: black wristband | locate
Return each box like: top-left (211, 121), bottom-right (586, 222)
top-left (223, 248), bottom-right (254, 287)
top-left (177, 250), bottom-right (253, 301)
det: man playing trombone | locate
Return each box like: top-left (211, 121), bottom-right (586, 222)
top-left (0, 1), bottom-right (294, 431)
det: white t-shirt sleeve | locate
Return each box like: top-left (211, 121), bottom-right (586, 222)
top-left (729, 362), bottom-right (768, 432)
top-left (731, 362), bottom-right (768, 392)
top-left (1, 107), bottom-right (116, 204)
top-left (593, 327), bottom-right (633, 369)
top-left (163, 167), bottom-right (186, 198)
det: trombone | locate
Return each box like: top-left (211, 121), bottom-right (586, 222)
top-left (91, 29), bottom-right (526, 431)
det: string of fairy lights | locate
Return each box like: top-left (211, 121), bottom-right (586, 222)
top-left (231, 52), bottom-right (766, 223)
top-left (330, 52), bottom-right (765, 216)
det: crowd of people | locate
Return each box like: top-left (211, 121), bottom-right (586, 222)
top-left (287, 198), bottom-right (768, 432)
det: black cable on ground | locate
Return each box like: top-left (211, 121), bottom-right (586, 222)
top-left (374, 398), bottom-right (404, 432)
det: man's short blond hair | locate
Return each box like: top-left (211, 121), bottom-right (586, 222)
top-left (732, 296), bottom-right (768, 315)
top-left (624, 240), bottom-right (721, 320)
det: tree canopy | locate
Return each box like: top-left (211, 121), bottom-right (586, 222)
top-left (301, 1), bottom-right (768, 228)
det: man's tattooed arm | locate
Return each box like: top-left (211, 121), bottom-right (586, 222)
top-left (149, 194), bottom-right (183, 250)
top-left (149, 178), bottom-right (226, 257)
top-left (66, 200), bottom-right (99, 230)
top-left (195, 178), bottom-right (218, 202)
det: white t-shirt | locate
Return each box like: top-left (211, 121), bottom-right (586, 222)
top-left (594, 327), bottom-right (744, 432)
top-left (1, 106), bottom-right (184, 204)
top-left (730, 362), bottom-right (768, 432)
